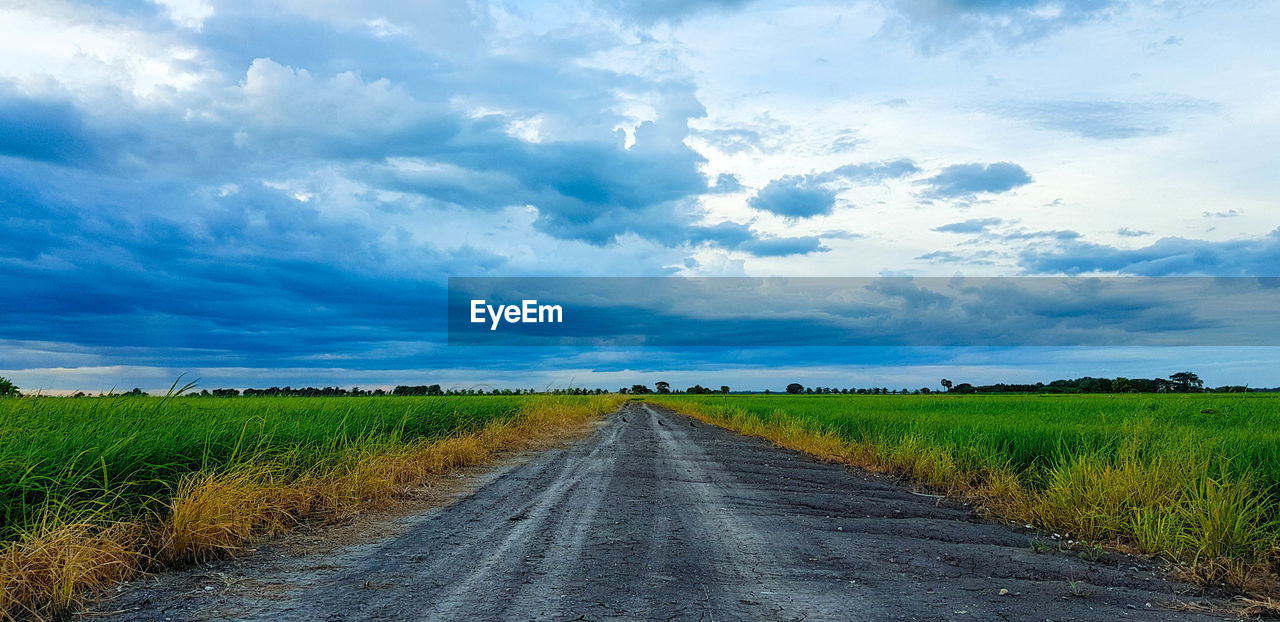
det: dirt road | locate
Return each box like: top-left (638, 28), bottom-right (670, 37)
top-left (101, 402), bottom-right (1238, 621)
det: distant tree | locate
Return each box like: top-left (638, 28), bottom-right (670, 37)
top-left (720, 385), bottom-right (730, 395)
top-left (763, 389), bottom-right (771, 394)
top-left (919, 387), bottom-right (931, 394)
top-left (0, 377), bottom-right (20, 397)
top-left (631, 384), bottom-right (652, 394)
top-left (619, 387), bottom-right (630, 394)
top-left (940, 379), bottom-right (953, 392)
top-left (1169, 372), bottom-right (1203, 393)
top-left (123, 388), bottom-right (148, 397)
top-left (786, 383), bottom-right (804, 394)
top-left (655, 381), bottom-right (671, 394)
top-left (1125, 378), bottom-right (1158, 393)
top-left (1074, 377), bottom-right (1113, 393)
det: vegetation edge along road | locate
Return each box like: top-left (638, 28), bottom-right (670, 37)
top-left (648, 394), bottom-right (1280, 613)
top-left (0, 394), bottom-right (622, 620)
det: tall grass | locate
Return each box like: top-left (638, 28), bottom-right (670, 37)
top-left (0, 394), bottom-right (621, 618)
top-left (652, 393), bottom-right (1280, 596)
top-left (0, 395), bottom-right (529, 538)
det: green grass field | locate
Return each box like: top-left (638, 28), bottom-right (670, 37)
top-left (0, 393), bottom-right (620, 616)
top-left (651, 393), bottom-right (1280, 586)
top-left (2, 391), bottom-right (1277, 611)
top-left (0, 394), bottom-right (569, 540)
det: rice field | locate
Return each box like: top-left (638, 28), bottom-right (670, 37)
top-left (1, 394), bottom-right (519, 536)
top-left (651, 393), bottom-right (1280, 593)
top-left (0, 393), bottom-right (620, 618)
top-left (5, 390), bottom-right (1278, 614)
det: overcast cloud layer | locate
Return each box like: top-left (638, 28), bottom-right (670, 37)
top-left (1, 0), bottom-right (1278, 391)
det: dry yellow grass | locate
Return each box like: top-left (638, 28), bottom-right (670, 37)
top-left (0, 519), bottom-right (142, 619)
top-left (0, 396), bottom-right (619, 620)
top-left (1237, 596), bottom-right (1280, 617)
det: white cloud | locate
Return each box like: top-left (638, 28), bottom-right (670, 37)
top-left (228, 58), bottom-right (428, 138)
top-left (364, 17), bottom-right (403, 38)
top-left (153, 0), bottom-right (214, 31)
top-left (0, 2), bottom-right (214, 98)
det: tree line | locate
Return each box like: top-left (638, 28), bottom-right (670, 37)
top-left (619, 382), bottom-right (729, 395)
top-left (781, 372), bottom-right (1267, 395)
top-left (937, 372), bottom-right (1246, 394)
top-left (3, 371), bottom-right (1274, 399)
top-left (190, 385), bottom-right (613, 397)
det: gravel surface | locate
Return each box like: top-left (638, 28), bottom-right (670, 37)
top-left (96, 402), bottom-right (1242, 621)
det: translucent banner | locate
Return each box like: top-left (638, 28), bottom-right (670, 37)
top-left (447, 277), bottom-right (1280, 346)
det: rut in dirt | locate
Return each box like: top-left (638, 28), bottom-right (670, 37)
top-left (101, 402), bottom-right (1234, 621)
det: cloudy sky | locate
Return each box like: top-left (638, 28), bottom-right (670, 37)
top-left (2, 0), bottom-right (1278, 392)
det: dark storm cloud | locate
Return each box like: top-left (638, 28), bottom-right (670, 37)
top-left (688, 221), bottom-right (756, 248)
top-left (739, 236), bottom-right (827, 257)
top-left (748, 159), bottom-right (920, 219)
top-left (689, 222), bottom-right (829, 257)
top-left (0, 162), bottom-right (506, 362)
top-left (0, 1), bottom-right (859, 378)
top-left (0, 24), bottom-right (766, 253)
top-left (920, 162), bottom-right (1032, 198)
top-left (747, 175), bottom-right (837, 218)
top-left (0, 89), bottom-right (100, 166)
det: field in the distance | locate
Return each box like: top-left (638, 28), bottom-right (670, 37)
top-left (0, 393), bottom-right (619, 617)
top-left (651, 393), bottom-right (1280, 593)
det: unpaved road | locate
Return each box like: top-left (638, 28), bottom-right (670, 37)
top-left (100, 403), bottom-right (1240, 621)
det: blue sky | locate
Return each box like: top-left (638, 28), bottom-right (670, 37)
top-left (1, 0), bottom-right (1278, 392)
